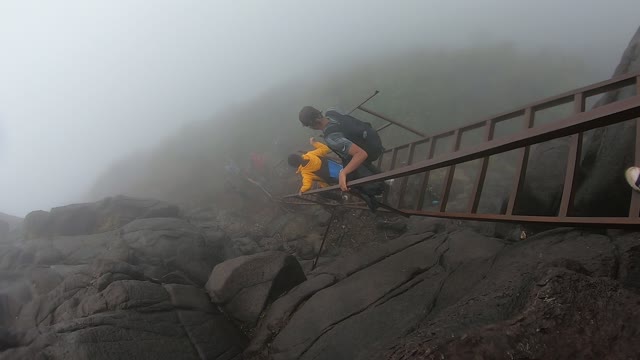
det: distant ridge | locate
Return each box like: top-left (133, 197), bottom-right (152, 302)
top-left (0, 212), bottom-right (23, 230)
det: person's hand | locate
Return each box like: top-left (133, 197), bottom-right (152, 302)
top-left (339, 171), bottom-right (349, 192)
top-left (309, 137), bottom-right (315, 145)
top-left (298, 191), bottom-right (303, 197)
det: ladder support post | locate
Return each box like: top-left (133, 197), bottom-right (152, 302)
top-left (396, 144), bottom-right (417, 208)
top-left (558, 92), bottom-right (585, 217)
top-left (467, 120), bottom-right (495, 213)
top-left (506, 107), bottom-right (534, 215)
top-left (629, 76), bottom-right (640, 218)
top-left (416, 138), bottom-right (437, 210)
top-left (439, 130), bottom-right (463, 212)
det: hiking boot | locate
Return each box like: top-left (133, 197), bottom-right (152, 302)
top-left (360, 193), bottom-right (379, 212)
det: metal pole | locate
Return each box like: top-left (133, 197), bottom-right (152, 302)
top-left (357, 106), bottom-right (428, 138)
top-left (348, 90), bottom-right (380, 115)
top-left (376, 122), bottom-right (393, 133)
top-left (312, 208), bottom-right (337, 270)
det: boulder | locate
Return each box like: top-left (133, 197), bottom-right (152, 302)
top-left (121, 218), bottom-right (221, 285)
top-left (205, 251), bottom-right (306, 325)
top-left (0, 213), bottom-right (22, 232)
top-left (389, 268), bottom-right (640, 360)
top-left (3, 277), bottom-right (245, 360)
top-left (23, 210), bottom-right (49, 240)
top-left (296, 234), bottom-right (323, 260)
top-left (613, 232), bottom-right (640, 292)
top-left (385, 229), bottom-right (621, 359)
top-left (246, 224), bottom-right (639, 360)
top-left (314, 209), bottom-right (333, 227)
top-left (515, 139), bottom-right (569, 215)
top-left (516, 26), bottom-right (640, 216)
top-left (280, 218), bottom-right (309, 241)
top-left (268, 234), bottom-right (453, 360)
top-left (23, 196), bottom-right (180, 239)
top-left (258, 237), bottom-right (283, 252)
top-left (573, 27), bottom-right (640, 216)
top-left (265, 213), bottom-right (296, 237)
top-left (0, 198), bottom-right (250, 359)
top-left (0, 222), bottom-right (8, 242)
top-left (230, 237), bottom-right (261, 256)
top-left (376, 218), bottom-right (408, 233)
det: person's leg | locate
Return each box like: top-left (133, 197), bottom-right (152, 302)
top-left (625, 166), bottom-right (640, 191)
top-left (348, 162), bottom-right (385, 196)
top-left (319, 191), bottom-right (343, 201)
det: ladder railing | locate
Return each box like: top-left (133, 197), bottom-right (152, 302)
top-left (285, 71), bottom-right (640, 227)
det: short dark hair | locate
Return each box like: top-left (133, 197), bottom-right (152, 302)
top-left (287, 154), bottom-right (304, 167)
top-left (299, 106), bottom-right (322, 127)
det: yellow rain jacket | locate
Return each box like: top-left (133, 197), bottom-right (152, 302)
top-left (298, 141), bottom-right (332, 193)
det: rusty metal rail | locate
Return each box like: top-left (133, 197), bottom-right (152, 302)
top-left (285, 71), bottom-right (640, 227)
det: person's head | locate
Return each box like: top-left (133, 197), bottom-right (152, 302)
top-left (299, 106), bottom-right (326, 130)
top-left (287, 154), bottom-right (305, 168)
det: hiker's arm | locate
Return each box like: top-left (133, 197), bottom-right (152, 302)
top-left (299, 171), bottom-right (314, 193)
top-left (309, 140), bottom-right (331, 157)
top-left (338, 144), bottom-right (368, 191)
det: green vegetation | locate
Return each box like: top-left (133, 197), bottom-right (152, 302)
top-left (90, 44), bottom-right (599, 206)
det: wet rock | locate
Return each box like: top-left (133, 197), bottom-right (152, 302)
top-left (517, 26), bottom-right (640, 217)
top-left (310, 233), bottom-right (434, 280)
top-left (205, 251), bottom-right (306, 326)
top-left (385, 229), bottom-right (620, 359)
top-left (24, 196), bottom-right (180, 239)
top-left (405, 217), bottom-right (448, 236)
top-left (376, 218), bottom-right (408, 233)
top-left (280, 218), bottom-right (309, 241)
top-left (515, 138), bottom-right (570, 216)
top-left (23, 210), bottom-right (49, 240)
top-left (246, 224), bottom-right (633, 360)
top-left (3, 271), bottom-right (245, 360)
top-left (230, 237), bottom-right (261, 256)
top-left (246, 273), bottom-right (337, 357)
top-left (265, 213), bottom-right (296, 237)
top-left (0, 328), bottom-right (16, 352)
top-left (614, 232), bottom-right (640, 292)
top-left (258, 237), bottom-right (283, 252)
top-left (121, 218), bottom-right (221, 285)
top-left (0, 222), bottom-right (9, 243)
top-left (389, 269), bottom-right (640, 360)
top-left (573, 26), bottom-right (640, 216)
top-left (270, 234), bottom-right (450, 360)
top-left (315, 209), bottom-right (333, 227)
top-left (296, 234), bottom-right (323, 260)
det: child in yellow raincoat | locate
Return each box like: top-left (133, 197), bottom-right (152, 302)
top-left (288, 138), bottom-right (343, 195)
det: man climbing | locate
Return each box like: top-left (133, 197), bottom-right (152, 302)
top-left (298, 106), bottom-right (386, 210)
top-left (288, 137), bottom-right (343, 195)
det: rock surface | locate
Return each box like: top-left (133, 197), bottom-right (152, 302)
top-left (2, 193), bottom-right (640, 360)
top-left (242, 216), bottom-right (640, 360)
top-left (206, 252), bottom-right (306, 326)
top-left (0, 198), bottom-right (245, 360)
top-left (23, 196), bottom-right (180, 240)
top-left (0, 222), bottom-right (8, 243)
top-left (574, 25), bottom-right (640, 216)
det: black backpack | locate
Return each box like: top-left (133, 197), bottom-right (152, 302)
top-left (324, 110), bottom-right (384, 162)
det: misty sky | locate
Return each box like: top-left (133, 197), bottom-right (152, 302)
top-left (1, 0), bottom-right (639, 216)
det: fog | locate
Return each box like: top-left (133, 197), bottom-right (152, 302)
top-left (1, 0), bottom-right (639, 216)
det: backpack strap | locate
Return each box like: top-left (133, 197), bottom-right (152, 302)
top-left (324, 110), bottom-right (383, 161)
